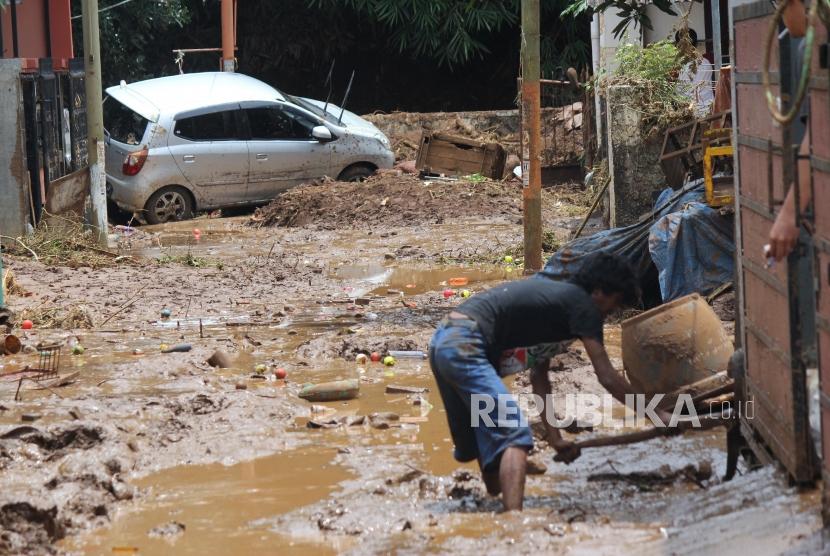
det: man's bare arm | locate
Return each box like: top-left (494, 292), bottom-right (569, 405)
top-left (769, 128), bottom-right (812, 261)
top-left (529, 359), bottom-right (580, 463)
top-left (581, 337), bottom-right (637, 404)
top-left (582, 337), bottom-right (673, 426)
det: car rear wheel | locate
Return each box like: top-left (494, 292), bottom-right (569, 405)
top-left (338, 165), bottom-right (375, 182)
top-left (144, 186), bottom-right (194, 224)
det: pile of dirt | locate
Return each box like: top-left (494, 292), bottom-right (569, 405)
top-left (251, 173), bottom-right (555, 229)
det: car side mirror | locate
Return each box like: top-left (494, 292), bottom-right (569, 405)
top-left (312, 126), bottom-right (333, 142)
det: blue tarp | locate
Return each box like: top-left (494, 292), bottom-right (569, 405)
top-left (541, 179), bottom-right (734, 304)
top-left (648, 187), bottom-right (735, 301)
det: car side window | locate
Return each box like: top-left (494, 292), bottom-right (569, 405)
top-left (246, 105), bottom-right (316, 140)
top-left (175, 110), bottom-right (240, 141)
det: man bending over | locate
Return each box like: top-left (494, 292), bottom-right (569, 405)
top-left (429, 253), bottom-right (648, 511)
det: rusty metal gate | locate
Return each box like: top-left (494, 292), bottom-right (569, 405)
top-left (19, 58), bottom-right (88, 223)
top-left (733, 1), bottom-right (817, 483)
top-left (518, 68), bottom-right (591, 184)
top-left (809, 18), bottom-right (830, 524)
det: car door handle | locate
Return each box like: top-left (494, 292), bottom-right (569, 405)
top-left (255, 153), bottom-right (268, 161)
top-left (183, 154), bottom-right (195, 163)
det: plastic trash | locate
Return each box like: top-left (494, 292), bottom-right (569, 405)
top-left (388, 350), bottom-right (427, 359)
top-left (161, 343), bottom-right (192, 353)
top-left (207, 350), bottom-right (231, 368)
top-left (2, 335), bottom-right (21, 355)
top-left (298, 379), bottom-right (360, 402)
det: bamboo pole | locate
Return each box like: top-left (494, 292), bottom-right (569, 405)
top-left (521, 0), bottom-right (542, 271)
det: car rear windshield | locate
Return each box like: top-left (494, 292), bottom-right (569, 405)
top-left (104, 98), bottom-right (150, 145)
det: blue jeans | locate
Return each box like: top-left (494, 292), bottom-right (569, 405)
top-left (428, 317), bottom-right (534, 471)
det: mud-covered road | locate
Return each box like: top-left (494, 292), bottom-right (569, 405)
top-left (0, 178), bottom-right (823, 555)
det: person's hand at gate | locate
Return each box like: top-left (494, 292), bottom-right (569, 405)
top-left (768, 128), bottom-right (812, 261)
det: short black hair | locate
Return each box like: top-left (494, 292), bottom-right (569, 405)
top-left (570, 252), bottom-right (640, 307)
top-left (675, 28), bottom-right (699, 45)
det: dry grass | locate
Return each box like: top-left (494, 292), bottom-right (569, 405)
top-left (20, 304), bottom-right (95, 329)
top-left (2, 215), bottom-right (120, 269)
top-left (3, 269), bottom-right (26, 297)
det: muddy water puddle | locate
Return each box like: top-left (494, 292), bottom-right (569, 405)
top-left (65, 356), bottom-right (472, 554)
top-left (331, 262), bottom-right (512, 297)
top-left (63, 447), bottom-right (351, 555)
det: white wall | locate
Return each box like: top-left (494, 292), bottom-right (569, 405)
top-left (598, 11), bottom-right (642, 74)
top-left (597, 0), bottom-right (708, 76)
top-left (644, 1), bottom-right (707, 45)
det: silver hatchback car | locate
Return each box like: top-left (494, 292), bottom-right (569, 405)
top-left (104, 72), bottom-right (394, 223)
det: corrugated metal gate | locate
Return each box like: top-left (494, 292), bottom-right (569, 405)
top-left (733, 1), bottom-right (817, 483)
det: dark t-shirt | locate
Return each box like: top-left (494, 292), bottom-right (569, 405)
top-left (455, 277), bottom-right (604, 364)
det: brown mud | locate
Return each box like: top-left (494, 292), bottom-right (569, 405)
top-left (249, 173), bottom-right (581, 232)
top-left (0, 182), bottom-right (824, 555)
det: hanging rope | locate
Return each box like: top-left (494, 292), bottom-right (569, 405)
top-left (761, 0), bottom-right (827, 124)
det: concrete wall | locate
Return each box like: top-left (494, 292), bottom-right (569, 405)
top-left (605, 85), bottom-right (667, 227)
top-left (0, 59), bottom-right (31, 238)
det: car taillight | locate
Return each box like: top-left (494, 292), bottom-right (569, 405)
top-left (122, 147), bottom-right (149, 176)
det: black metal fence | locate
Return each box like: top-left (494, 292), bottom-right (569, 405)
top-left (19, 58), bottom-right (87, 224)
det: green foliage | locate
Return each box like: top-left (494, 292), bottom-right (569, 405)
top-left (155, 251), bottom-right (219, 269)
top-left (562, 0), bottom-right (677, 39)
top-left (307, 0), bottom-right (517, 66)
top-left (72, 0), bottom-right (591, 111)
top-left (600, 40), bottom-right (694, 136)
top-left (542, 230), bottom-right (561, 253)
top-left (614, 40), bottom-right (682, 81)
top-left (71, 0), bottom-right (193, 86)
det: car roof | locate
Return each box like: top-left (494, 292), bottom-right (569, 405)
top-left (105, 72), bottom-right (285, 122)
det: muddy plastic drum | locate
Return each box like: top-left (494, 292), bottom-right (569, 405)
top-left (621, 293), bottom-right (734, 395)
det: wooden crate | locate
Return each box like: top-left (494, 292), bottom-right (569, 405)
top-left (415, 131), bottom-right (506, 179)
top-left (659, 111), bottom-right (732, 189)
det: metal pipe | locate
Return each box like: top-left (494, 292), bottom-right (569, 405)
top-left (44, 0), bottom-right (52, 57)
top-left (591, 11), bottom-right (603, 149)
top-left (521, 0), bottom-right (542, 272)
top-left (712, 0), bottom-right (722, 72)
top-left (221, 0), bottom-right (235, 72)
top-left (81, 0), bottom-right (108, 245)
top-left (172, 48), bottom-right (224, 53)
top-left (10, 0), bottom-right (19, 58)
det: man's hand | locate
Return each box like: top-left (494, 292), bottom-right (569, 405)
top-left (783, 0), bottom-right (807, 38)
top-left (655, 409), bottom-right (683, 435)
top-left (551, 437), bottom-right (581, 464)
top-left (768, 205), bottom-right (799, 261)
